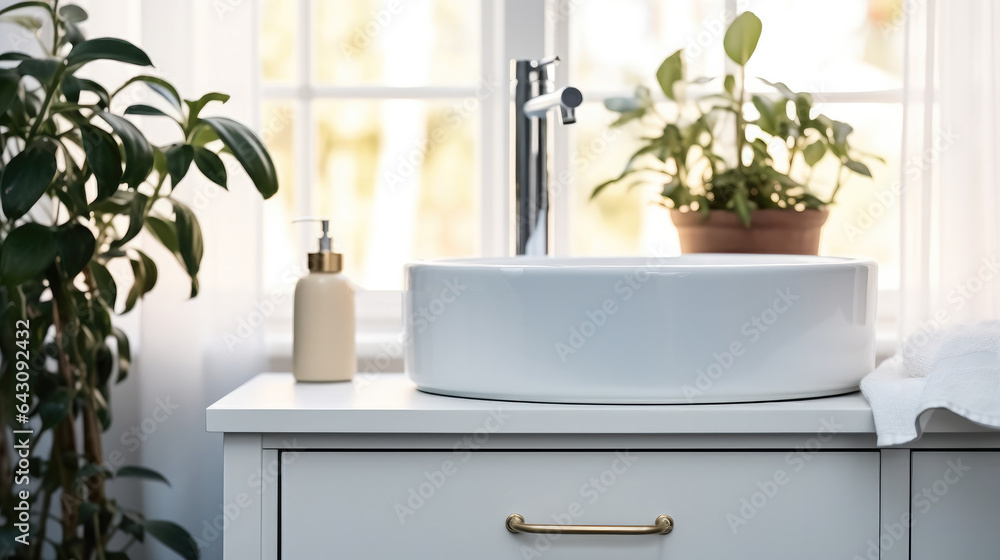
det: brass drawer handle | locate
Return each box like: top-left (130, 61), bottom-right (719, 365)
top-left (505, 513), bottom-right (673, 535)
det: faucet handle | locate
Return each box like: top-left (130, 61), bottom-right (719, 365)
top-left (532, 55), bottom-right (560, 69)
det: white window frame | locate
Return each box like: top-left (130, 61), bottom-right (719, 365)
top-left (258, 0), bottom-right (547, 361)
top-left (259, 0), bottom-right (902, 361)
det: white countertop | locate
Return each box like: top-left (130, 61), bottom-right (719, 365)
top-left (207, 372), bottom-right (891, 434)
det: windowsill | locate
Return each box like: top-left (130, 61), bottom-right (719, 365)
top-left (266, 327), bottom-right (405, 373)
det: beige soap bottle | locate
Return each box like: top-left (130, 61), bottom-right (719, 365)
top-left (292, 218), bottom-right (355, 382)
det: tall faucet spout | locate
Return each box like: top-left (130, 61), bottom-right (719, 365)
top-left (522, 87), bottom-right (583, 124)
top-left (513, 58), bottom-right (583, 256)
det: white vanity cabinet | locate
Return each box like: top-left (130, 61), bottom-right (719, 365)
top-left (208, 374), bottom-right (1000, 560)
top-left (910, 452), bottom-right (1000, 560)
top-left (282, 451), bottom-right (878, 559)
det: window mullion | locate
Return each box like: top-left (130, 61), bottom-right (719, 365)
top-left (296, 0), bottom-right (313, 255)
top-left (551, 0), bottom-right (572, 256)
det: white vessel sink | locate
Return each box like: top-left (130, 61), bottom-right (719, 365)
top-left (403, 255), bottom-right (876, 404)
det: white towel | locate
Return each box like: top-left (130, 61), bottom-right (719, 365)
top-left (860, 321), bottom-right (1000, 446)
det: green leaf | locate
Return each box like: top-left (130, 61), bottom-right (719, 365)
top-left (803, 141), bottom-right (826, 166)
top-left (2, 14), bottom-right (44, 32)
top-left (590, 167), bottom-right (654, 200)
top-left (82, 125), bottom-right (123, 202)
top-left (16, 58), bottom-right (61, 83)
top-left (66, 38), bottom-right (153, 68)
top-left (831, 120), bottom-right (853, 145)
top-left (0, 68), bottom-right (19, 114)
top-left (192, 147), bottom-right (227, 188)
top-left (171, 200), bottom-right (203, 278)
top-left (604, 96), bottom-right (641, 113)
top-left (184, 92), bottom-right (230, 121)
top-left (761, 79), bottom-right (796, 101)
top-left (60, 20), bottom-right (84, 47)
top-left (201, 117), bottom-right (278, 199)
top-left (844, 160), bottom-right (872, 177)
top-left (77, 78), bottom-right (110, 108)
top-left (751, 95), bottom-right (776, 135)
top-left (166, 144), bottom-right (195, 188)
top-left (111, 325), bottom-right (132, 381)
top-left (0, 52), bottom-right (31, 62)
top-left (111, 192), bottom-right (149, 248)
top-left (58, 4), bottom-right (88, 22)
top-left (75, 462), bottom-right (112, 486)
top-left (723, 74), bottom-right (735, 97)
top-left (723, 12), bottom-right (763, 66)
top-left (90, 190), bottom-right (135, 214)
top-left (145, 215), bottom-right (179, 253)
top-left (39, 388), bottom-right (71, 432)
top-left (794, 93), bottom-right (813, 124)
top-left (1, 138), bottom-right (57, 220)
top-left (123, 252), bottom-right (155, 314)
top-left (189, 125), bottom-right (220, 147)
top-left (731, 188), bottom-right (752, 227)
top-left (55, 223), bottom-right (96, 279)
top-left (120, 514), bottom-right (145, 541)
top-left (124, 104), bottom-right (176, 119)
top-left (146, 208), bottom-right (200, 297)
top-left (144, 520), bottom-right (199, 560)
top-left (88, 261), bottom-right (117, 310)
top-left (610, 110), bottom-right (645, 127)
top-left (0, 1), bottom-right (52, 18)
top-left (136, 250), bottom-right (157, 294)
top-left (116, 465), bottom-right (170, 486)
top-left (96, 112), bottom-right (154, 189)
top-left (655, 49), bottom-right (684, 101)
top-left (113, 75), bottom-right (182, 110)
top-left (660, 180), bottom-right (680, 198)
top-left (61, 74), bottom-right (82, 102)
top-left (799, 192), bottom-right (827, 208)
top-left (78, 501), bottom-right (100, 523)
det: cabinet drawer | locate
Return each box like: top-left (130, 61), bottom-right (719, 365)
top-left (911, 451), bottom-right (1000, 560)
top-left (280, 450), bottom-right (878, 559)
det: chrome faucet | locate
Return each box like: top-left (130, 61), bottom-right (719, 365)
top-left (514, 56), bottom-right (583, 256)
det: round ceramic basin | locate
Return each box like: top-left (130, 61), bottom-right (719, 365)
top-left (403, 255), bottom-right (876, 404)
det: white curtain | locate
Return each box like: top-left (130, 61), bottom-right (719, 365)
top-left (78, 1), bottom-right (265, 559)
top-left (901, 0), bottom-right (1000, 336)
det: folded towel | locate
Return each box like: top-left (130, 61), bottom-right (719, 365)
top-left (861, 321), bottom-right (1000, 446)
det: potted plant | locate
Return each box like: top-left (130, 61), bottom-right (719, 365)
top-left (0, 2), bottom-right (277, 559)
top-left (591, 11), bottom-right (880, 255)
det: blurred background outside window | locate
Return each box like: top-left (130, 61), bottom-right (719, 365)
top-left (259, 0), bottom-right (904, 325)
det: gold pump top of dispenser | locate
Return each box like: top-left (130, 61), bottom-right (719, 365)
top-left (293, 217), bottom-right (343, 273)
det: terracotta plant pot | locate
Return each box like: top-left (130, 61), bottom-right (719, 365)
top-left (670, 208), bottom-right (830, 255)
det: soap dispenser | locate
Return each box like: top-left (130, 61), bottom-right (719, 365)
top-left (292, 218), bottom-right (355, 382)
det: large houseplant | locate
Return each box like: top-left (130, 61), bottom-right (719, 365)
top-left (591, 11), bottom-right (880, 254)
top-left (0, 2), bottom-right (277, 559)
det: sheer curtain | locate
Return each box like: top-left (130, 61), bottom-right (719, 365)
top-left (78, 1), bottom-right (265, 559)
top-left (901, 0), bottom-right (1000, 336)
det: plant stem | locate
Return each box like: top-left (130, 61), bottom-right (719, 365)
top-left (92, 508), bottom-right (106, 560)
top-left (735, 65), bottom-right (746, 171)
top-left (50, 2), bottom-right (59, 54)
top-left (80, 268), bottom-right (107, 512)
top-left (25, 66), bottom-right (65, 143)
top-left (47, 272), bottom-right (81, 539)
top-left (828, 164), bottom-right (846, 204)
top-left (31, 485), bottom-right (53, 560)
top-left (25, 6), bottom-right (62, 143)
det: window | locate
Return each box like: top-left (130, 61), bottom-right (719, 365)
top-left (566, 0), bottom-right (904, 294)
top-left (257, 0), bottom-right (904, 335)
top-left (258, 0), bottom-right (482, 295)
